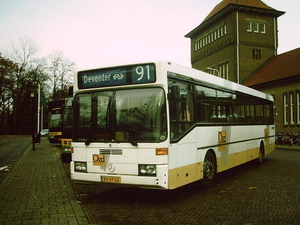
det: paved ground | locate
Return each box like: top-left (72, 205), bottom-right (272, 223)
top-left (73, 147), bottom-right (300, 225)
top-left (0, 137), bottom-right (88, 225)
top-left (0, 136), bottom-right (300, 225)
top-left (0, 136), bottom-right (31, 183)
top-left (0, 135), bottom-right (31, 166)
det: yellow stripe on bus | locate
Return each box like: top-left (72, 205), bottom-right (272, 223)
top-left (168, 145), bottom-right (274, 190)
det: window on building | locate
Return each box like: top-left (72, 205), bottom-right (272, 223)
top-left (253, 22), bottom-right (259, 33)
top-left (218, 62), bottom-right (229, 80)
top-left (206, 67), bottom-right (217, 76)
top-left (282, 91), bottom-right (300, 125)
top-left (247, 21), bottom-right (252, 32)
top-left (218, 65), bottom-right (222, 78)
top-left (297, 91), bottom-right (300, 124)
top-left (283, 93), bottom-right (288, 125)
top-left (247, 20), bottom-right (266, 34)
top-left (194, 24), bottom-right (228, 51)
top-left (290, 93), bottom-right (295, 124)
top-left (260, 23), bottom-right (266, 34)
top-left (252, 49), bottom-right (261, 60)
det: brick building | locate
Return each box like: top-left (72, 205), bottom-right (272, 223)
top-left (185, 0), bottom-right (300, 134)
top-left (244, 48), bottom-right (300, 134)
top-left (185, 0), bottom-right (284, 83)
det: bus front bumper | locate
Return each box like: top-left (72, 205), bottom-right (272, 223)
top-left (70, 162), bottom-right (168, 189)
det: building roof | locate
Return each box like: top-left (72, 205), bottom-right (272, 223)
top-left (185, 0), bottom-right (285, 38)
top-left (243, 48), bottom-right (300, 87)
top-left (203, 0), bottom-right (275, 23)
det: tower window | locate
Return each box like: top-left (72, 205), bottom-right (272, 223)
top-left (260, 23), bottom-right (266, 34)
top-left (218, 62), bottom-right (229, 80)
top-left (252, 49), bottom-right (261, 59)
top-left (193, 24), bottom-right (227, 52)
top-left (247, 20), bottom-right (266, 34)
top-left (253, 22), bottom-right (259, 33)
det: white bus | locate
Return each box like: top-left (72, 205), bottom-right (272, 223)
top-left (70, 61), bottom-right (275, 190)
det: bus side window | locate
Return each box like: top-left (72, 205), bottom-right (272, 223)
top-left (169, 83), bottom-right (195, 138)
top-left (169, 85), bottom-right (181, 137)
top-left (196, 85), bottom-right (216, 123)
top-left (181, 90), bottom-right (195, 128)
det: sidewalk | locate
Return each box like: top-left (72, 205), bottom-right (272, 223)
top-left (276, 144), bottom-right (300, 151)
top-left (0, 137), bottom-right (89, 225)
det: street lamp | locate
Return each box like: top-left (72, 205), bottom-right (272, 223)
top-left (207, 67), bottom-right (220, 77)
top-left (31, 90), bottom-right (35, 151)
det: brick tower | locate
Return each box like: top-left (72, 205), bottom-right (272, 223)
top-left (185, 0), bottom-right (285, 83)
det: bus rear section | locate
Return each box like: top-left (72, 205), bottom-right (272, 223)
top-left (48, 107), bottom-right (63, 143)
top-left (61, 88), bottom-right (73, 163)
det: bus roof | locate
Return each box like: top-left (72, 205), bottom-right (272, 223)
top-left (75, 60), bottom-right (273, 101)
top-left (163, 61), bottom-right (272, 101)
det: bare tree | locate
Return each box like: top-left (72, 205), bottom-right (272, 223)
top-left (48, 51), bottom-right (75, 100)
top-left (1, 37), bottom-right (76, 134)
top-left (4, 36), bottom-right (39, 77)
top-left (2, 37), bottom-right (47, 134)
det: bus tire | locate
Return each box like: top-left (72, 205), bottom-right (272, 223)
top-left (200, 151), bottom-right (216, 188)
top-left (256, 142), bottom-right (264, 165)
top-left (61, 153), bottom-right (71, 163)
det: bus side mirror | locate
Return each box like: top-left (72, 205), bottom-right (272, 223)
top-left (169, 86), bottom-right (181, 103)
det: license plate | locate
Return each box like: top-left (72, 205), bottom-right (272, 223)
top-left (101, 176), bottom-right (121, 183)
top-left (93, 154), bottom-right (105, 166)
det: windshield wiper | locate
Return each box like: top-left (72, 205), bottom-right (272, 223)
top-left (85, 138), bottom-right (92, 146)
top-left (123, 132), bottom-right (138, 147)
top-left (85, 117), bottom-right (107, 146)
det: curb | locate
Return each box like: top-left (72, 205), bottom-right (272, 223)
top-left (276, 145), bottom-right (300, 151)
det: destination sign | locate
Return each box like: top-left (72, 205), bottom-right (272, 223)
top-left (78, 63), bottom-right (156, 89)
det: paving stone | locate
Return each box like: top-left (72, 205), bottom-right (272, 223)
top-left (0, 137), bottom-right (88, 225)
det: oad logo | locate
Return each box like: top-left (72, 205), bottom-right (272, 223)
top-left (218, 131), bottom-right (226, 144)
top-left (218, 131), bottom-right (226, 151)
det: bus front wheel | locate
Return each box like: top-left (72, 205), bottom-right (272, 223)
top-left (200, 151), bottom-right (216, 188)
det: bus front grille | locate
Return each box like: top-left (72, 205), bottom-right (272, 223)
top-left (99, 149), bottom-right (123, 155)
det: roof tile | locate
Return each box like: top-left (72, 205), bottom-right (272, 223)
top-left (243, 48), bottom-right (300, 86)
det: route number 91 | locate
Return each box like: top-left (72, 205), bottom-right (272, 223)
top-left (135, 65), bottom-right (151, 81)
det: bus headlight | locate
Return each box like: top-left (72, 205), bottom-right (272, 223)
top-left (75, 162), bottom-right (87, 173)
top-left (138, 164), bottom-right (156, 176)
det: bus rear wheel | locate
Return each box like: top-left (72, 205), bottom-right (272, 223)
top-left (256, 143), bottom-right (265, 165)
top-left (200, 151), bottom-right (216, 188)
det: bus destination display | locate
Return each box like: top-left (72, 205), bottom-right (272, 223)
top-left (78, 64), bottom-right (156, 89)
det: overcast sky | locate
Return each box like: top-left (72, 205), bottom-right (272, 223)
top-left (1, 0), bottom-right (299, 70)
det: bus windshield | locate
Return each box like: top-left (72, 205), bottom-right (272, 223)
top-left (62, 98), bottom-right (73, 130)
top-left (49, 114), bottom-right (62, 130)
top-left (73, 88), bottom-right (167, 145)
